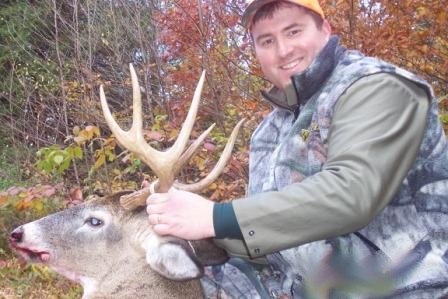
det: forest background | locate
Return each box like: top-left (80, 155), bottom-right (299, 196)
top-left (0, 0), bottom-right (447, 297)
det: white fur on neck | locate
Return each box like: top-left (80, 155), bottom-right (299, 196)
top-left (143, 234), bottom-right (201, 280)
top-left (80, 276), bottom-right (98, 299)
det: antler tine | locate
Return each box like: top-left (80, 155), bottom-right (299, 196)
top-left (174, 118), bottom-right (245, 192)
top-left (100, 65), bottom-right (162, 171)
top-left (99, 85), bottom-right (128, 145)
top-left (119, 119), bottom-right (244, 211)
top-left (167, 70), bottom-right (205, 162)
top-left (122, 122), bottom-right (216, 211)
top-left (173, 123), bottom-right (216, 175)
top-left (130, 64), bottom-right (143, 134)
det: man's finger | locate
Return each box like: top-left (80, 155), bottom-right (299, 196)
top-left (148, 213), bottom-right (163, 225)
top-left (146, 192), bottom-right (169, 205)
top-left (152, 224), bottom-right (171, 236)
top-left (146, 203), bottom-right (165, 215)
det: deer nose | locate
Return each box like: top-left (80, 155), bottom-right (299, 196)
top-left (9, 227), bottom-right (24, 243)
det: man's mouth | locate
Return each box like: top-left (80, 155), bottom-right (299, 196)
top-left (280, 58), bottom-right (303, 70)
top-left (10, 243), bottom-right (50, 263)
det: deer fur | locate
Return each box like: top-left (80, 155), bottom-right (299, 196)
top-left (9, 192), bottom-right (228, 298)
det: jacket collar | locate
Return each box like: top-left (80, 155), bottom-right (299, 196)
top-left (261, 36), bottom-right (346, 111)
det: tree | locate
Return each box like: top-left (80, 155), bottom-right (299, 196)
top-left (0, 0), bottom-right (446, 195)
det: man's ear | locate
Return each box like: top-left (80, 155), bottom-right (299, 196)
top-left (143, 235), bottom-right (203, 281)
top-left (322, 19), bottom-right (332, 39)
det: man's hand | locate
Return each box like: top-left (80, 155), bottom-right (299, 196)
top-left (146, 188), bottom-right (216, 240)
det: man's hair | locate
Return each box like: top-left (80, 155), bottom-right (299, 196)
top-left (251, 1), bottom-right (324, 29)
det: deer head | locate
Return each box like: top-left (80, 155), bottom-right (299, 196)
top-left (9, 65), bottom-right (243, 298)
top-left (9, 192), bottom-right (228, 298)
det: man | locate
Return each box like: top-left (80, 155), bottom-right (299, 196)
top-left (147, 1), bottom-right (448, 298)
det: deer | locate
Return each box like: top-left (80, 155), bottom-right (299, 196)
top-left (9, 64), bottom-right (244, 299)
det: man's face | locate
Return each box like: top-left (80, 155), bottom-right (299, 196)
top-left (251, 5), bottom-right (331, 90)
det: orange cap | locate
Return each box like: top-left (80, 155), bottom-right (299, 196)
top-left (242, 0), bottom-right (325, 28)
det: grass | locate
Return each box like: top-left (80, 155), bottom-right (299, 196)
top-left (0, 138), bottom-right (83, 298)
top-left (0, 256), bottom-right (82, 299)
top-left (0, 142), bottom-right (24, 191)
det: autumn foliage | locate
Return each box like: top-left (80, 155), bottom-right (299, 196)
top-left (0, 0), bottom-right (447, 202)
top-left (0, 1), bottom-right (446, 296)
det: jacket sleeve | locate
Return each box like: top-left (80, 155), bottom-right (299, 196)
top-left (215, 73), bottom-right (430, 259)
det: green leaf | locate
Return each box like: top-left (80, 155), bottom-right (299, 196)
top-left (59, 158), bottom-right (71, 172)
top-left (72, 146), bottom-right (83, 159)
top-left (155, 114), bottom-right (167, 122)
top-left (440, 114), bottom-right (448, 124)
top-left (53, 155), bottom-right (64, 165)
top-left (106, 150), bottom-right (116, 162)
top-left (40, 161), bottom-right (52, 173)
top-left (133, 158), bottom-right (141, 166)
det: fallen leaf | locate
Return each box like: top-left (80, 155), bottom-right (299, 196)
top-left (69, 188), bottom-right (83, 202)
top-left (23, 194), bottom-right (36, 202)
top-left (203, 142), bottom-right (216, 151)
top-left (146, 130), bottom-right (163, 141)
top-left (0, 195), bottom-right (8, 206)
top-left (41, 186), bottom-right (56, 197)
top-left (7, 186), bottom-right (25, 196)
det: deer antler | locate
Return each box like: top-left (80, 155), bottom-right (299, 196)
top-left (99, 64), bottom-right (244, 210)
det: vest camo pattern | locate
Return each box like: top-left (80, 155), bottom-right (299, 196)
top-left (201, 40), bottom-right (448, 299)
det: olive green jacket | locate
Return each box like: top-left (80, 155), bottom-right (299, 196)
top-left (215, 73), bottom-right (429, 261)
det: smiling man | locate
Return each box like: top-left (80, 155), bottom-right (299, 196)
top-left (146, 1), bottom-right (448, 298)
top-left (250, 2), bottom-right (330, 89)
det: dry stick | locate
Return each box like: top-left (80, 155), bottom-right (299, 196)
top-left (53, 0), bottom-right (80, 185)
top-left (73, 0), bottom-right (93, 187)
top-left (8, 63), bottom-right (16, 144)
top-left (147, 8), bottom-right (168, 108)
top-left (197, 1), bottom-right (225, 131)
top-left (134, 7), bottom-right (154, 123)
top-left (349, 0), bottom-right (357, 49)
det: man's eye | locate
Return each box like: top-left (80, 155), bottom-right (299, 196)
top-left (261, 38), bottom-right (273, 47)
top-left (288, 29), bottom-right (301, 37)
top-left (86, 217), bottom-right (103, 227)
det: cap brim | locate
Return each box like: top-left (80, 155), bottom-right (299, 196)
top-left (242, 0), bottom-right (277, 29)
top-left (242, 0), bottom-right (325, 29)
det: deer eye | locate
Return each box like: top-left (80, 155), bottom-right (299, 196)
top-left (86, 217), bottom-right (103, 227)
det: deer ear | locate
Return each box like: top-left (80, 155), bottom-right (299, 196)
top-left (144, 235), bottom-right (203, 281)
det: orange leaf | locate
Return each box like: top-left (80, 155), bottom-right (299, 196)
top-left (0, 194), bottom-right (8, 206)
top-left (245, 100), bottom-right (258, 110)
top-left (437, 11), bottom-right (446, 26)
top-left (69, 188), bottom-right (83, 202)
top-left (85, 125), bottom-right (100, 137)
top-left (15, 199), bottom-right (31, 211)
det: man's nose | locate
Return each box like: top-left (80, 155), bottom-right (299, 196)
top-left (277, 38), bottom-right (293, 58)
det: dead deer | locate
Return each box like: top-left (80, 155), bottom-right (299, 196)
top-left (9, 64), bottom-right (244, 298)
